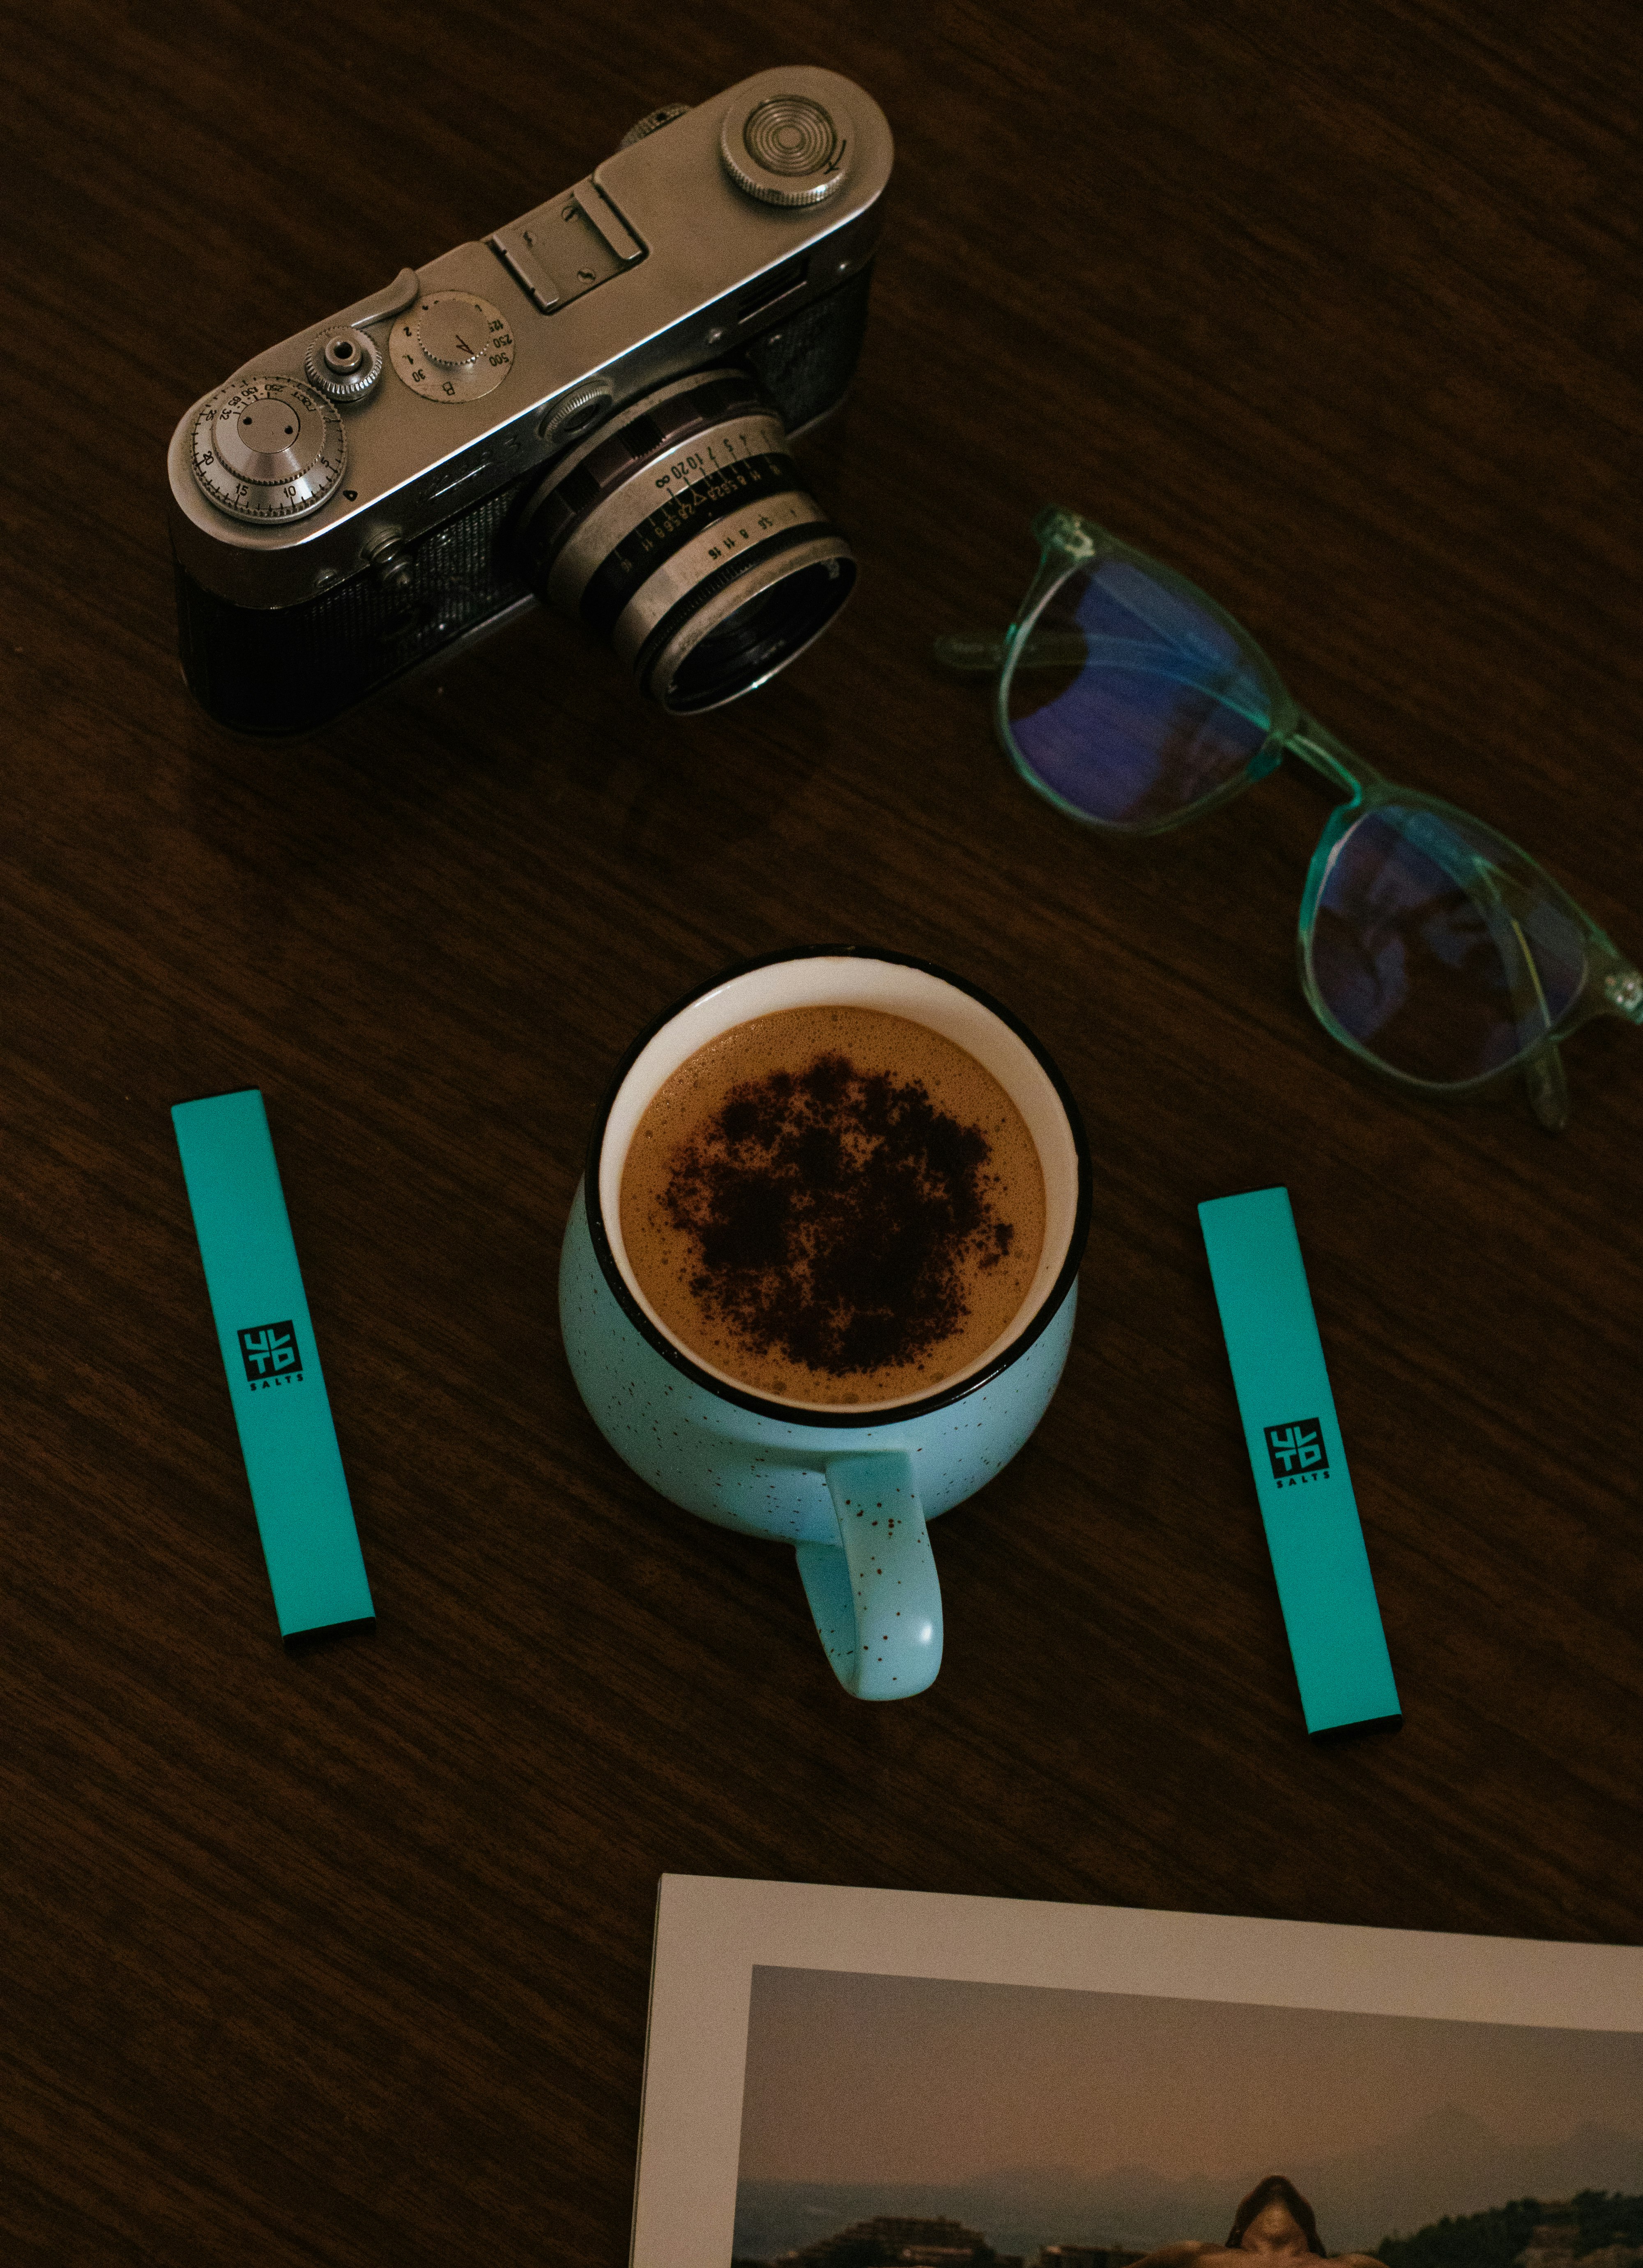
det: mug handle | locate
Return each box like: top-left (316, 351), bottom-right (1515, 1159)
top-left (794, 1452), bottom-right (944, 1700)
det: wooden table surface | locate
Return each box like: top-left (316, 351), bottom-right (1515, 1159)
top-left (5, 2), bottom-right (1639, 2261)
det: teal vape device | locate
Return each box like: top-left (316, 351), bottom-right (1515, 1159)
top-left (1199, 1186), bottom-right (1399, 1738)
top-left (172, 1089), bottom-right (374, 1641)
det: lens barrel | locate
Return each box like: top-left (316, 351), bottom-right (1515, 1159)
top-left (515, 370), bottom-right (855, 712)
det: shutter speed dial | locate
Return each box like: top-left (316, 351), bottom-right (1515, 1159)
top-left (189, 375), bottom-right (345, 523)
top-left (391, 291), bottom-right (515, 402)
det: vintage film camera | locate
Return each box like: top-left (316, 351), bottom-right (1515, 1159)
top-left (166, 69), bottom-right (891, 735)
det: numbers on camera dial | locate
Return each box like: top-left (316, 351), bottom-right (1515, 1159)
top-left (391, 291), bottom-right (515, 403)
top-left (189, 375), bottom-right (346, 523)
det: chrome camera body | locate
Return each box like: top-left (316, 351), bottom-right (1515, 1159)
top-left (166, 69), bottom-right (891, 734)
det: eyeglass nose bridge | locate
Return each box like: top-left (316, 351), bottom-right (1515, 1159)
top-left (1280, 715), bottom-right (1379, 800)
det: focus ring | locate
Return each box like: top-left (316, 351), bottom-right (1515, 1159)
top-left (578, 455), bottom-right (805, 635)
top-left (517, 371), bottom-right (769, 576)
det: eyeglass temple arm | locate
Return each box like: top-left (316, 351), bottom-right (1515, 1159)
top-left (933, 631), bottom-right (1014, 672)
top-left (934, 543), bottom-right (1095, 675)
top-left (935, 628), bottom-right (1255, 677)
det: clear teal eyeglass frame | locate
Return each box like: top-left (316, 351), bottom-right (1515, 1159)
top-left (937, 507), bottom-right (1642, 1131)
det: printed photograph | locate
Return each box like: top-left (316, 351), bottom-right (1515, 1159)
top-left (731, 1966), bottom-right (1643, 2268)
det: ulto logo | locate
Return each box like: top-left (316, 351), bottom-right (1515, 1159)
top-left (239, 1321), bottom-right (304, 1389)
top-left (1265, 1418), bottom-right (1329, 1485)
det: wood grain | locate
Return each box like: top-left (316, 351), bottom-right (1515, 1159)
top-left (2, 1), bottom-right (1639, 2260)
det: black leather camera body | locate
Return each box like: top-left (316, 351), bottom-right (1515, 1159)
top-left (166, 69), bottom-right (891, 735)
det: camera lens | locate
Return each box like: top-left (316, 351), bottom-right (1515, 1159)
top-left (515, 370), bottom-right (856, 712)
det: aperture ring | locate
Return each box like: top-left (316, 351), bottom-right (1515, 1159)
top-left (577, 454), bottom-right (806, 636)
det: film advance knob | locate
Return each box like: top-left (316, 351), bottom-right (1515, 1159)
top-left (719, 90), bottom-right (855, 207)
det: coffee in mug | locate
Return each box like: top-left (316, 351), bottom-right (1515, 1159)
top-left (619, 1006), bottom-right (1045, 1407)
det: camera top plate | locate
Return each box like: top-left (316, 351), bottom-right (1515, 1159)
top-left (166, 67), bottom-right (891, 610)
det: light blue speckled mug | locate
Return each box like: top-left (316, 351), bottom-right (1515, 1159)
top-left (558, 948), bottom-right (1091, 1700)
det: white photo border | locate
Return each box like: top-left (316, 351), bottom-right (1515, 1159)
top-left (631, 1874), bottom-right (1643, 2266)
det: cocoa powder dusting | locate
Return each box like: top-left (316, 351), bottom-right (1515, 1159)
top-left (660, 1050), bottom-right (1016, 1377)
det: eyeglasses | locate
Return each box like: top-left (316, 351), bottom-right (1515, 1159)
top-left (936, 507), bottom-right (1642, 1131)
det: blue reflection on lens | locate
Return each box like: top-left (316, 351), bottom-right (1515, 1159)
top-left (1310, 805), bottom-right (1585, 1082)
top-left (1006, 559), bottom-right (1273, 826)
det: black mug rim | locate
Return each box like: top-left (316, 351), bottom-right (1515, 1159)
top-left (582, 945), bottom-right (1094, 1430)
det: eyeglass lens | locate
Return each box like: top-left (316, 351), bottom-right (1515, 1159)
top-left (1310, 806), bottom-right (1587, 1082)
top-left (1005, 557), bottom-right (1592, 1091)
top-left (1005, 559), bottom-right (1273, 828)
